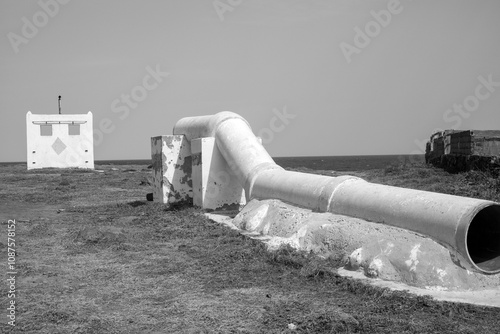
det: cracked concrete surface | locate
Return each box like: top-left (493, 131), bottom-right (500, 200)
top-left (206, 199), bottom-right (500, 308)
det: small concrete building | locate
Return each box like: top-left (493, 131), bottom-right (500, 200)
top-left (26, 111), bottom-right (94, 170)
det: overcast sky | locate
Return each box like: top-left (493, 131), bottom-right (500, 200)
top-left (1, 0), bottom-right (499, 162)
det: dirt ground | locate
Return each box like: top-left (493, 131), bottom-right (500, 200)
top-left (1, 162), bottom-right (499, 333)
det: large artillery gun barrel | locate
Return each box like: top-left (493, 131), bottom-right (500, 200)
top-left (174, 112), bottom-right (500, 274)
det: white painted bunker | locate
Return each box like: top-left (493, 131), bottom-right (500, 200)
top-left (26, 111), bottom-right (94, 170)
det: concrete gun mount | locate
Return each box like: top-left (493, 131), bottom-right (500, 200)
top-left (152, 112), bottom-right (500, 275)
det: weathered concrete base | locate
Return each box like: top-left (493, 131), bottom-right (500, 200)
top-left (150, 135), bottom-right (245, 210)
top-left (151, 135), bottom-right (192, 205)
top-left (337, 268), bottom-right (500, 308)
top-left (191, 137), bottom-right (245, 210)
top-left (230, 199), bottom-right (500, 294)
top-left (205, 200), bottom-right (500, 307)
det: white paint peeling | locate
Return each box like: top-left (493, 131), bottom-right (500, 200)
top-left (261, 221), bottom-right (271, 235)
top-left (265, 236), bottom-right (300, 250)
top-left (436, 268), bottom-right (447, 282)
top-left (296, 225), bottom-right (309, 240)
top-left (405, 244), bottom-right (421, 272)
top-left (372, 258), bottom-right (384, 269)
top-left (152, 135), bottom-right (192, 204)
top-left (367, 257), bottom-right (384, 277)
top-left (425, 285), bottom-right (449, 291)
top-left (349, 248), bottom-right (364, 268)
top-left (243, 204), bottom-right (269, 231)
top-left (383, 242), bottom-right (394, 255)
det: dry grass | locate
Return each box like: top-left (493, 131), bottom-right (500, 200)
top-left (1, 162), bottom-right (499, 333)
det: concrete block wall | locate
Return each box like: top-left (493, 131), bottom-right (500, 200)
top-left (151, 135), bottom-right (193, 205)
top-left (151, 135), bottom-right (245, 210)
top-left (191, 138), bottom-right (246, 210)
top-left (473, 137), bottom-right (500, 156)
top-left (26, 111), bottom-right (94, 170)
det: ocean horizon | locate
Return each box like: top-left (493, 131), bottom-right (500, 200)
top-left (1, 154), bottom-right (425, 172)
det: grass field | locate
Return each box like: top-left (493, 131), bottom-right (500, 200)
top-left (1, 162), bottom-right (499, 333)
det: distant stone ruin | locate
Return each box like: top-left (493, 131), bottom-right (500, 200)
top-left (425, 130), bottom-right (500, 173)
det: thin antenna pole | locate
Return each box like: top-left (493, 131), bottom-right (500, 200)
top-left (58, 95), bottom-right (61, 114)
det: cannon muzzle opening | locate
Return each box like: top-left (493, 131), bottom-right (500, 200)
top-left (467, 204), bottom-right (500, 273)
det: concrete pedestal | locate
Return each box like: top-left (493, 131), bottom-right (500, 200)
top-left (151, 135), bottom-right (192, 205)
top-left (191, 137), bottom-right (246, 210)
top-left (150, 135), bottom-right (245, 210)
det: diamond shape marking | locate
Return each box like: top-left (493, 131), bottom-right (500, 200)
top-left (52, 137), bottom-right (67, 155)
